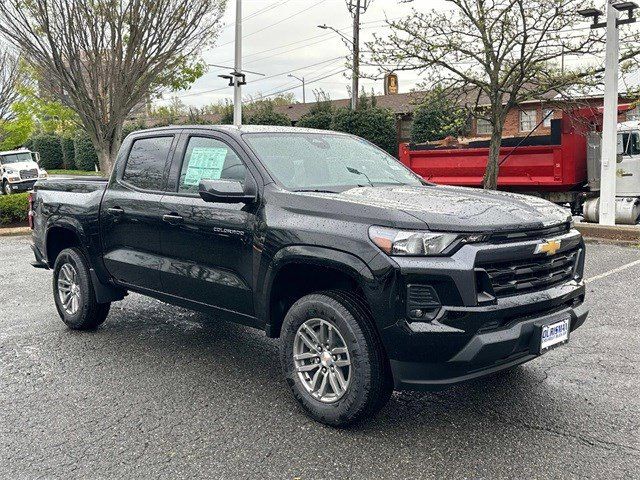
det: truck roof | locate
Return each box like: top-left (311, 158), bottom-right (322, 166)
top-left (128, 124), bottom-right (348, 138)
top-left (0, 148), bottom-right (32, 155)
top-left (618, 120), bottom-right (640, 132)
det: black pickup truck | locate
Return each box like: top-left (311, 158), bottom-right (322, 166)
top-left (30, 125), bottom-right (588, 426)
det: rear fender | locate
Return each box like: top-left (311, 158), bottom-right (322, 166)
top-left (44, 218), bottom-right (125, 303)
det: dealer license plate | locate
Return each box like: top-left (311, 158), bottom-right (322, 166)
top-left (540, 318), bottom-right (570, 351)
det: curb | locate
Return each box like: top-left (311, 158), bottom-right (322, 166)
top-left (0, 226), bottom-right (31, 237)
top-left (576, 223), bottom-right (640, 243)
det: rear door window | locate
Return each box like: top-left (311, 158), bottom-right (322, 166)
top-left (178, 136), bottom-right (247, 194)
top-left (122, 136), bottom-right (174, 190)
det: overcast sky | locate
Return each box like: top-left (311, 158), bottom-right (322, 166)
top-left (165, 0), bottom-right (450, 107)
top-left (164, 0), bottom-right (628, 109)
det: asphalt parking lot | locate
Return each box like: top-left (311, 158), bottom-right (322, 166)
top-left (0, 235), bottom-right (638, 479)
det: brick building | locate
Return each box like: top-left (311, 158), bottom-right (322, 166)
top-left (145, 90), bottom-right (639, 145)
top-left (273, 90), bottom-right (640, 144)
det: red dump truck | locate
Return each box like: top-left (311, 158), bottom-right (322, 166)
top-left (399, 106), bottom-right (640, 224)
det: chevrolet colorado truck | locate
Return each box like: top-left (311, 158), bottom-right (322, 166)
top-left (30, 125), bottom-right (588, 426)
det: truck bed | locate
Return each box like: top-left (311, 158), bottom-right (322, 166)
top-left (399, 115), bottom-right (589, 192)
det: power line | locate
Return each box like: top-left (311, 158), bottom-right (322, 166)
top-left (213, 0), bottom-right (329, 50)
top-left (244, 0), bottom-right (293, 21)
top-left (216, 17), bottom-right (401, 65)
top-left (257, 68), bottom-right (349, 99)
top-left (255, 60), bottom-right (345, 97)
top-left (177, 56), bottom-right (344, 99)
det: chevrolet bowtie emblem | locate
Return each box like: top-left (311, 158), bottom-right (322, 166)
top-left (535, 239), bottom-right (561, 256)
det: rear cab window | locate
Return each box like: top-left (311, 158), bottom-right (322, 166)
top-left (122, 136), bottom-right (174, 190)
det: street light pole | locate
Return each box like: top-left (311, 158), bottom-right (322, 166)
top-left (233, 0), bottom-right (242, 127)
top-left (288, 74), bottom-right (306, 103)
top-left (599, 1), bottom-right (620, 225)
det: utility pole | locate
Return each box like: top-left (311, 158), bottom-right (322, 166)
top-left (579, 1), bottom-right (638, 225)
top-left (288, 74), bottom-right (306, 103)
top-left (320, 1), bottom-right (371, 110)
top-left (233, 0), bottom-right (242, 127)
top-left (351, 0), bottom-right (361, 111)
top-left (599, 2), bottom-right (620, 225)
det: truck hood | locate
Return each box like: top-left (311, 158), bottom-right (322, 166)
top-left (2, 161), bottom-right (39, 172)
top-left (304, 185), bottom-right (572, 232)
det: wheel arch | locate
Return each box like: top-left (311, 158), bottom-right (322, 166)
top-left (261, 245), bottom-right (375, 338)
top-left (45, 219), bottom-right (125, 303)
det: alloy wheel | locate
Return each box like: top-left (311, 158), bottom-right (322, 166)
top-left (57, 263), bottom-right (81, 315)
top-left (293, 318), bottom-right (351, 403)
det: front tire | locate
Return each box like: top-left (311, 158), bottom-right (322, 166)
top-left (2, 180), bottom-right (12, 195)
top-left (280, 290), bottom-right (393, 427)
top-left (53, 248), bottom-right (110, 330)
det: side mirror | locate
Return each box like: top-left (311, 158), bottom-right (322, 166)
top-left (198, 178), bottom-right (256, 204)
top-left (616, 135), bottom-right (624, 155)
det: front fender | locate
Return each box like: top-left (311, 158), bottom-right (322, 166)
top-left (259, 245), bottom-right (376, 337)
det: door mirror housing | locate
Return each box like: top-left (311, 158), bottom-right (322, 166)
top-left (198, 178), bottom-right (256, 204)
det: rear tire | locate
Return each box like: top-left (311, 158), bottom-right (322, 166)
top-left (53, 247), bottom-right (110, 330)
top-left (280, 290), bottom-right (393, 427)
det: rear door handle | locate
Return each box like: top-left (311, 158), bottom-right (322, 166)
top-left (162, 213), bottom-right (184, 225)
top-left (108, 206), bottom-right (124, 215)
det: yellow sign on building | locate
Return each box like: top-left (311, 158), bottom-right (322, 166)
top-left (384, 73), bottom-right (398, 95)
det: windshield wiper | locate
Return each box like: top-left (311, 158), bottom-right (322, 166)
top-left (346, 167), bottom-right (374, 186)
top-left (293, 188), bottom-right (339, 194)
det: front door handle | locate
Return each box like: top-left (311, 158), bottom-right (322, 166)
top-left (108, 206), bottom-right (124, 215)
top-left (162, 213), bottom-right (184, 225)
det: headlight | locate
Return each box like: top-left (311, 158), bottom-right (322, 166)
top-left (39, 171), bottom-right (48, 178)
top-left (368, 226), bottom-right (485, 256)
top-left (5, 169), bottom-right (15, 174)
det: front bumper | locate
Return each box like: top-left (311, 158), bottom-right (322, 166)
top-left (7, 179), bottom-right (37, 191)
top-left (391, 299), bottom-right (587, 390)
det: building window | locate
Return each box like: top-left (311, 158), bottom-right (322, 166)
top-left (627, 106), bottom-right (640, 121)
top-left (543, 108), bottom-right (554, 127)
top-left (476, 118), bottom-right (491, 135)
top-left (520, 109), bottom-right (537, 132)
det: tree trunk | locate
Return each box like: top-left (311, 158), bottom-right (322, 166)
top-left (482, 121), bottom-right (503, 190)
top-left (95, 139), bottom-right (121, 175)
top-left (94, 126), bottom-right (123, 175)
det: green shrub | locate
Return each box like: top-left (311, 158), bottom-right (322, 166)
top-left (330, 98), bottom-right (397, 155)
top-left (246, 102), bottom-right (291, 126)
top-left (297, 99), bottom-right (334, 130)
top-left (61, 136), bottom-right (76, 169)
top-left (0, 192), bottom-right (29, 226)
top-left (32, 133), bottom-right (63, 170)
top-left (73, 131), bottom-right (98, 171)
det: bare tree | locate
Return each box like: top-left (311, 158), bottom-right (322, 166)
top-left (0, 0), bottom-right (226, 173)
top-left (369, 0), bottom-right (640, 189)
top-left (0, 47), bottom-right (22, 122)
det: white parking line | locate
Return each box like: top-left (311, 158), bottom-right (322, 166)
top-left (585, 259), bottom-right (640, 284)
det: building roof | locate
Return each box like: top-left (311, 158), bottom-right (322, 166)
top-left (275, 91), bottom-right (430, 121)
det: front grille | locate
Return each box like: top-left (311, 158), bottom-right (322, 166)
top-left (20, 168), bottom-right (38, 180)
top-left (489, 223), bottom-right (570, 243)
top-left (479, 248), bottom-right (580, 297)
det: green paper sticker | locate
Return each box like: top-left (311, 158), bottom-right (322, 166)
top-left (183, 147), bottom-right (228, 186)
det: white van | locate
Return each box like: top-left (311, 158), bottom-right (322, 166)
top-left (0, 149), bottom-right (48, 195)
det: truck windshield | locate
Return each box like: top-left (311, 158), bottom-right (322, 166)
top-left (243, 132), bottom-right (423, 191)
top-left (619, 132), bottom-right (640, 156)
top-left (0, 152), bottom-right (33, 164)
